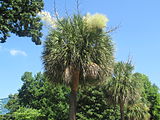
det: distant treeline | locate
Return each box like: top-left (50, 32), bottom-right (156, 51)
top-left (0, 98), bottom-right (9, 115)
top-left (0, 71), bottom-right (160, 120)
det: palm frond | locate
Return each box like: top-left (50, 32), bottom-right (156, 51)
top-left (42, 14), bottom-right (114, 85)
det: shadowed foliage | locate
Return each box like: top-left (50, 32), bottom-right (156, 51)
top-left (0, 0), bottom-right (44, 45)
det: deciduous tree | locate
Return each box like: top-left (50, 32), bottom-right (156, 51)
top-left (0, 0), bottom-right (44, 45)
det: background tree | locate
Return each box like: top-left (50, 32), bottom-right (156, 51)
top-left (12, 107), bottom-right (44, 120)
top-left (105, 61), bottom-right (141, 120)
top-left (5, 94), bottom-right (20, 113)
top-left (4, 72), bottom-right (70, 120)
top-left (124, 73), bottom-right (150, 120)
top-left (3, 71), bottom-right (160, 120)
top-left (0, 0), bottom-right (44, 45)
top-left (18, 72), bottom-right (46, 108)
top-left (126, 100), bottom-right (150, 120)
top-left (5, 72), bottom-right (120, 120)
top-left (77, 86), bottom-right (120, 120)
top-left (42, 12), bottom-right (114, 120)
top-left (147, 85), bottom-right (160, 120)
top-left (18, 72), bottom-right (70, 120)
top-left (133, 73), bottom-right (160, 120)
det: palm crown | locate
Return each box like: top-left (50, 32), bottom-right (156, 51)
top-left (42, 14), bottom-right (114, 85)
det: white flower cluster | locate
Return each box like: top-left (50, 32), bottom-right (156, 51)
top-left (38, 11), bottom-right (109, 31)
top-left (38, 11), bottom-right (56, 28)
top-left (83, 13), bottom-right (109, 30)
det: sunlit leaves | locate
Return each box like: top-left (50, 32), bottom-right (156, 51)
top-left (42, 14), bottom-right (114, 84)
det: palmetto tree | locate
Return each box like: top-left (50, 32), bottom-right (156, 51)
top-left (125, 72), bottom-right (151, 120)
top-left (105, 61), bottom-right (141, 120)
top-left (126, 100), bottom-right (150, 120)
top-left (42, 13), bottom-right (114, 120)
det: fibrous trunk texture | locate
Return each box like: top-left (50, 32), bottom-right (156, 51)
top-left (120, 102), bottom-right (125, 120)
top-left (69, 67), bottom-right (80, 120)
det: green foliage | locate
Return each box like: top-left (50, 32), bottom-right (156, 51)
top-left (145, 84), bottom-right (160, 120)
top-left (105, 61), bottom-right (141, 105)
top-left (0, 114), bottom-right (13, 120)
top-left (12, 107), bottom-right (44, 120)
top-left (126, 101), bottom-right (150, 120)
top-left (18, 72), bottom-right (46, 109)
top-left (133, 73), bottom-right (160, 120)
top-left (42, 14), bottom-right (114, 84)
top-left (5, 94), bottom-right (20, 113)
top-left (0, 108), bottom-right (44, 120)
top-left (0, 0), bottom-right (44, 45)
top-left (40, 84), bottom-right (70, 120)
top-left (3, 71), bottom-right (160, 120)
top-left (5, 72), bottom-right (70, 120)
top-left (105, 61), bottom-right (144, 120)
top-left (4, 72), bottom-right (120, 120)
top-left (77, 86), bottom-right (120, 120)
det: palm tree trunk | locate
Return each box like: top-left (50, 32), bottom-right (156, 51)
top-left (69, 90), bottom-right (77, 120)
top-left (69, 68), bottom-right (80, 120)
top-left (120, 102), bottom-right (125, 120)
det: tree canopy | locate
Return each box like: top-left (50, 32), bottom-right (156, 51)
top-left (1, 71), bottom-right (160, 120)
top-left (0, 0), bottom-right (44, 45)
top-left (105, 61), bottom-right (149, 120)
top-left (42, 13), bottom-right (114, 85)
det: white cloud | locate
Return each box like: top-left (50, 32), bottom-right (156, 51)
top-left (10, 49), bottom-right (27, 56)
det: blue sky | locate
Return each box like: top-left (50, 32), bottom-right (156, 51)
top-left (0, 0), bottom-right (160, 98)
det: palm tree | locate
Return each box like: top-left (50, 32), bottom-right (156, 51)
top-left (126, 100), bottom-right (150, 120)
top-left (105, 61), bottom-right (141, 120)
top-left (42, 13), bottom-right (114, 120)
